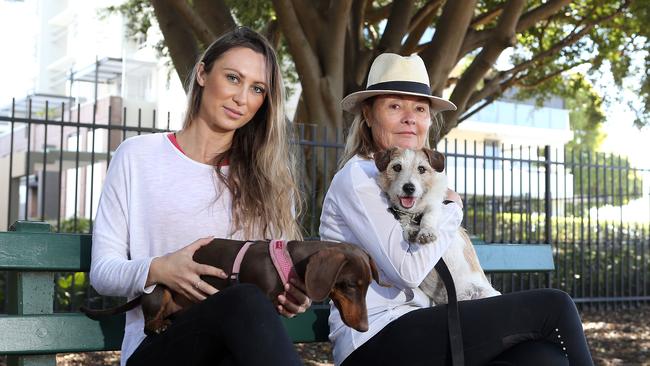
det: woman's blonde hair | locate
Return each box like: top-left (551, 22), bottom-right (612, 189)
top-left (183, 27), bottom-right (303, 240)
top-left (338, 96), bottom-right (444, 169)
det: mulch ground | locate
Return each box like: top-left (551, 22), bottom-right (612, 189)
top-left (582, 304), bottom-right (650, 365)
top-left (1, 305), bottom-right (648, 365)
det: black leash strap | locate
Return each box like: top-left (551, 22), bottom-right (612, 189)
top-left (434, 259), bottom-right (465, 366)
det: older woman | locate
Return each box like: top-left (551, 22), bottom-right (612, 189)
top-left (320, 53), bottom-right (593, 366)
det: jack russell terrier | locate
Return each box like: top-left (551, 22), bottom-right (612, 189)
top-left (375, 147), bottom-right (500, 305)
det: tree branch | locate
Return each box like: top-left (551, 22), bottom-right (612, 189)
top-left (263, 19), bottom-right (282, 49)
top-left (458, 96), bottom-right (497, 123)
top-left (346, 0), bottom-right (372, 87)
top-left (365, 2), bottom-right (392, 25)
top-left (377, 0), bottom-right (415, 53)
top-left (514, 0), bottom-right (571, 33)
top-left (446, 0), bottom-right (527, 130)
top-left (290, 0), bottom-right (323, 48)
top-left (517, 60), bottom-right (591, 89)
top-left (470, 4), bottom-right (503, 28)
top-left (459, 0), bottom-right (571, 60)
top-left (272, 0), bottom-right (322, 116)
top-left (168, 0), bottom-right (215, 45)
top-left (402, 0), bottom-right (442, 54)
top-left (420, 0), bottom-right (477, 95)
top-left (323, 0), bottom-right (353, 82)
top-left (464, 58), bottom-right (592, 118)
top-left (408, 0), bottom-right (443, 33)
top-left (150, 0), bottom-right (199, 90)
top-left (507, 7), bottom-right (625, 77)
top-left (193, 0), bottom-right (235, 38)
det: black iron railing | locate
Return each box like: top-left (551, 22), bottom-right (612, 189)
top-left (0, 99), bottom-right (649, 311)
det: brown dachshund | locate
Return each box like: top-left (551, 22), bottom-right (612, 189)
top-left (82, 239), bottom-right (383, 335)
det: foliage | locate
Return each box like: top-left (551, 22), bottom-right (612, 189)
top-left (463, 187), bottom-right (647, 243)
top-left (510, 0), bottom-right (649, 127)
top-left (55, 272), bottom-right (88, 310)
top-left (569, 150), bottom-right (645, 208)
top-left (51, 218), bottom-right (92, 309)
top-left (101, 0), bottom-right (154, 39)
top-left (103, 1), bottom-right (648, 136)
top-left (56, 217), bottom-right (92, 234)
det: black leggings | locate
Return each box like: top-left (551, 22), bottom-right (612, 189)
top-left (126, 284), bottom-right (302, 366)
top-left (342, 288), bottom-right (593, 366)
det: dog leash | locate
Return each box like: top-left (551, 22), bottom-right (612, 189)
top-left (435, 258), bottom-right (465, 366)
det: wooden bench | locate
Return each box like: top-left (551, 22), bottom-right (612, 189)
top-left (0, 221), bottom-right (554, 365)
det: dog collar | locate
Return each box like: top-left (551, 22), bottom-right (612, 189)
top-left (388, 206), bottom-right (423, 225)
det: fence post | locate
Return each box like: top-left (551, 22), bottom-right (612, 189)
top-left (544, 146), bottom-right (552, 244)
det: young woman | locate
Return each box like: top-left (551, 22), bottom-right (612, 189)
top-left (90, 27), bottom-right (309, 366)
top-left (320, 53), bottom-right (594, 366)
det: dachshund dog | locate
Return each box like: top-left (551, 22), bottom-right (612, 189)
top-left (374, 147), bottom-right (500, 305)
top-left (82, 239), bottom-right (382, 334)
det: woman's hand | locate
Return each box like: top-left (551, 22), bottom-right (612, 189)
top-left (147, 236), bottom-right (228, 302)
top-left (277, 277), bottom-right (312, 318)
top-left (445, 188), bottom-right (463, 208)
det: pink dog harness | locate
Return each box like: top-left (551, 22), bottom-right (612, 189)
top-left (268, 239), bottom-right (297, 285)
top-left (229, 240), bottom-right (296, 285)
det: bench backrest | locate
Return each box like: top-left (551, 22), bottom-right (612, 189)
top-left (0, 221), bottom-right (554, 360)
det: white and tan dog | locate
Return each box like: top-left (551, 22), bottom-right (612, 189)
top-left (374, 147), bottom-right (500, 305)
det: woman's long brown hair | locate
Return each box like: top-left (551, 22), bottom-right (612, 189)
top-left (182, 27), bottom-right (303, 240)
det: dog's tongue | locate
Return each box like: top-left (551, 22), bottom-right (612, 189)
top-left (399, 197), bottom-right (416, 209)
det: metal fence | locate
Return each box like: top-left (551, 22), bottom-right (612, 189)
top-left (1, 100), bottom-right (649, 312)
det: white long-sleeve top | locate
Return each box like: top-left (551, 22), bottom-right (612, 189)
top-left (319, 155), bottom-right (463, 365)
top-left (90, 133), bottom-right (243, 365)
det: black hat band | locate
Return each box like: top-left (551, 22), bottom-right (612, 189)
top-left (366, 81), bottom-right (431, 96)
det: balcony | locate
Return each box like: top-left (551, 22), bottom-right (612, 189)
top-left (470, 100), bottom-right (570, 130)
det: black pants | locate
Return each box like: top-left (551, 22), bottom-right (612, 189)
top-left (342, 288), bottom-right (593, 366)
top-left (126, 284), bottom-right (303, 366)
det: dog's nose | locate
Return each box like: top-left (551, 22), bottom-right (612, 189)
top-left (402, 183), bottom-right (415, 195)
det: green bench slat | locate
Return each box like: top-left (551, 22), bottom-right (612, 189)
top-left (0, 310), bottom-right (329, 354)
top-left (474, 244), bottom-right (555, 272)
top-left (0, 232), bottom-right (92, 271)
top-left (0, 230), bottom-right (554, 273)
top-left (282, 304), bottom-right (330, 343)
top-left (0, 313), bottom-right (124, 354)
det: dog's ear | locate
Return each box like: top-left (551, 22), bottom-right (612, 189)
top-left (374, 147), bottom-right (397, 172)
top-left (368, 255), bottom-right (391, 287)
top-left (304, 248), bottom-right (348, 301)
top-left (423, 148), bottom-right (445, 172)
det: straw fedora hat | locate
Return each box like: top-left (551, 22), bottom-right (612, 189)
top-left (341, 53), bottom-right (457, 113)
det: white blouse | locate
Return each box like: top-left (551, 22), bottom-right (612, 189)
top-left (319, 155), bottom-right (463, 365)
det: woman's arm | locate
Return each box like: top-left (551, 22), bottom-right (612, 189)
top-left (320, 160), bottom-right (463, 288)
top-left (89, 144), bottom-right (154, 298)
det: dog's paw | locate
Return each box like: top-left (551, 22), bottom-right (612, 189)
top-left (477, 286), bottom-right (501, 298)
top-left (457, 289), bottom-right (475, 301)
top-left (416, 228), bottom-right (437, 244)
top-left (145, 319), bottom-right (172, 336)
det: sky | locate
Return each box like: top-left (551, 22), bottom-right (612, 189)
top-left (0, 0), bottom-right (38, 102)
